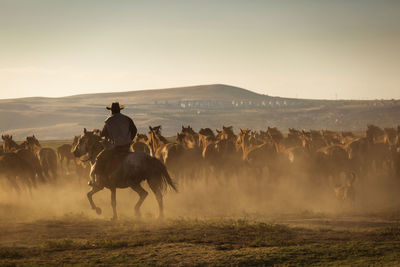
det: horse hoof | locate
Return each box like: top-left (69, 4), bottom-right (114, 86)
top-left (110, 216), bottom-right (118, 221)
top-left (95, 207), bottom-right (102, 215)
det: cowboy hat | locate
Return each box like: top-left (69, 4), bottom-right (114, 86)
top-left (106, 102), bottom-right (125, 111)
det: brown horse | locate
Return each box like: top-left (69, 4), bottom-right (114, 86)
top-left (131, 134), bottom-right (151, 154)
top-left (283, 128), bottom-right (303, 148)
top-left (216, 125), bottom-right (236, 142)
top-left (1, 134), bottom-right (45, 184)
top-left (72, 128), bottom-right (177, 219)
top-left (71, 135), bottom-right (91, 181)
top-left (366, 124), bottom-right (385, 143)
top-left (25, 135), bottom-right (58, 180)
top-left (1, 134), bottom-right (25, 152)
top-left (148, 126), bottom-right (185, 177)
top-left (0, 152), bottom-right (36, 193)
top-left (207, 126), bottom-right (242, 179)
top-left (266, 126), bottom-right (284, 145)
top-left (384, 127), bottom-right (398, 147)
top-left (237, 128), bottom-right (278, 178)
top-left (198, 128), bottom-right (216, 150)
top-left (322, 130), bottom-right (341, 146)
top-left (57, 143), bottom-right (75, 173)
top-left (176, 127), bottom-right (203, 182)
top-left (198, 128), bottom-right (220, 178)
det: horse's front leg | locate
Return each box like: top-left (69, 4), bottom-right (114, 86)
top-left (87, 186), bottom-right (103, 215)
top-left (110, 187), bottom-right (118, 220)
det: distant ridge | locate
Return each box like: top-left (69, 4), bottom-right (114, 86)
top-left (0, 84), bottom-right (399, 140)
top-left (63, 84), bottom-right (264, 103)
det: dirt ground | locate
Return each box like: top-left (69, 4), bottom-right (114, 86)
top-left (0, 173), bottom-right (400, 266)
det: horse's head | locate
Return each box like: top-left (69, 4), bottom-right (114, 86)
top-left (26, 135), bottom-right (41, 149)
top-left (199, 128), bottom-right (215, 138)
top-left (2, 134), bottom-right (12, 142)
top-left (176, 132), bottom-right (185, 144)
top-left (72, 128), bottom-right (96, 157)
top-left (135, 134), bottom-right (148, 143)
top-left (237, 128), bottom-right (251, 147)
top-left (181, 125), bottom-right (196, 136)
top-left (221, 126), bottom-right (236, 141)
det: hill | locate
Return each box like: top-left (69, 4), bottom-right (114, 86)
top-left (1, 84), bottom-right (400, 140)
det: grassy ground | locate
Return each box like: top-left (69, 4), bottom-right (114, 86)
top-left (1, 215), bottom-right (400, 266)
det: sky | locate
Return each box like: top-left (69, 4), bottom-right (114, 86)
top-left (0, 0), bottom-right (399, 100)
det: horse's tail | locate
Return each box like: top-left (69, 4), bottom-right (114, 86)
top-left (150, 157), bottom-right (178, 193)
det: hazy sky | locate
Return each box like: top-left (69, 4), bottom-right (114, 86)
top-left (1, 0), bottom-right (399, 99)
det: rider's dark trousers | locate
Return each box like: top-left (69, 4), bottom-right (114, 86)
top-left (95, 144), bottom-right (131, 177)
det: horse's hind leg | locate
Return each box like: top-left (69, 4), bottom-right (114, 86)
top-left (110, 187), bottom-right (118, 220)
top-left (130, 183), bottom-right (148, 218)
top-left (147, 177), bottom-right (164, 219)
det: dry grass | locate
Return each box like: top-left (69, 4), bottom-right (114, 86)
top-left (0, 216), bottom-right (400, 266)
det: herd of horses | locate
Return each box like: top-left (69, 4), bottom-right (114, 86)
top-left (74, 125), bottom-right (399, 193)
top-left (142, 124), bottom-right (400, 203)
top-left (1, 124), bottom-right (400, 215)
top-left (0, 134), bottom-right (58, 192)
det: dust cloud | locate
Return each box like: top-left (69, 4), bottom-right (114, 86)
top-left (1, 165), bottom-right (400, 223)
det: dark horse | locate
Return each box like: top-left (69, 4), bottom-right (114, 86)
top-left (71, 128), bottom-right (177, 220)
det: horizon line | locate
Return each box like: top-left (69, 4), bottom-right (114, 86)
top-left (0, 83), bottom-right (398, 102)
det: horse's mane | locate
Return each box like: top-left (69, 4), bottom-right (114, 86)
top-left (199, 128), bottom-right (215, 137)
top-left (157, 134), bottom-right (169, 144)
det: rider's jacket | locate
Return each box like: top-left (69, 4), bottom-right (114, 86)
top-left (101, 113), bottom-right (137, 146)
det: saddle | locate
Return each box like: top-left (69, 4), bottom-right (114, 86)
top-left (105, 150), bottom-right (130, 174)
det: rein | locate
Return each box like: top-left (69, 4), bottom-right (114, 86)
top-left (85, 135), bottom-right (104, 164)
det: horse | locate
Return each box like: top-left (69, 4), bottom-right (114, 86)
top-left (71, 128), bottom-right (177, 220)
top-left (71, 135), bottom-right (91, 181)
top-left (57, 143), bottom-right (75, 173)
top-left (176, 127), bottom-right (203, 183)
top-left (237, 128), bottom-right (278, 179)
top-left (148, 126), bottom-right (185, 178)
top-left (25, 135), bottom-right (58, 180)
top-left (1, 134), bottom-right (45, 184)
top-left (131, 134), bottom-right (151, 154)
top-left (1, 134), bottom-right (25, 152)
top-left (0, 152), bottom-right (36, 193)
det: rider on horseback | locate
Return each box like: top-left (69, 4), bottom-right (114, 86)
top-left (89, 102), bottom-right (137, 188)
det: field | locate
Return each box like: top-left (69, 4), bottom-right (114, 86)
top-left (2, 140), bottom-right (400, 266)
top-left (1, 211), bottom-right (400, 266)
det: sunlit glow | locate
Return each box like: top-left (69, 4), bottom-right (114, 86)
top-left (0, 1), bottom-right (399, 99)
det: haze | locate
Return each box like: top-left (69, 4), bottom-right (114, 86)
top-left (0, 0), bottom-right (399, 100)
